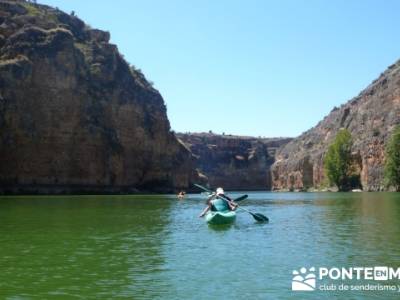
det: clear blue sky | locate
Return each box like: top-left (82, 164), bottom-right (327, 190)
top-left (41, 0), bottom-right (400, 137)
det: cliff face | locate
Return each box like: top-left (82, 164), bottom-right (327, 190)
top-left (0, 0), bottom-right (198, 193)
top-left (177, 133), bottom-right (291, 190)
top-left (272, 60), bottom-right (400, 191)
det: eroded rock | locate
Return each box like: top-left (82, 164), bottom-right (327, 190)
top-left (177, 133), bottom-right (291, 190)
top-left (271, 60), bottom-right (400, 191)
top-left (0, 0), bottom-right (199, 193)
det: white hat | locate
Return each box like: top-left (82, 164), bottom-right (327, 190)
top-left (216, 187), bottom-right (224, 195)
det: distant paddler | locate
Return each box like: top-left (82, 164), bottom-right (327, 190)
top-left (177, 191), bottom-right (186, 200)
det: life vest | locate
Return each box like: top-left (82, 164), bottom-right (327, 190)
top-left (211, 198), bottom-right (229, 212)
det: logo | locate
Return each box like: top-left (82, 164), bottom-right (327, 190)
top-left (374, 267), bottom-right (388, 280)
top-left (291, 266), bottom-right (400, 292)
top-left (292, 267), bottom-right (316, 291)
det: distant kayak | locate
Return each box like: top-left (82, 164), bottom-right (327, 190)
top-left (205, 210), bottom-right (236, 225)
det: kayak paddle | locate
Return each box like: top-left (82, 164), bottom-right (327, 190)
top-left (209, 192), bottom-right (248, 202)
top-left (194, 184), bottom-right (268, 223)
top-left (218, 193), bottom-right (268, 222)
top-left (233, 194), bottom-right (248, 202)
top-left (235, 206), bottom-right (269, 222)
top-left (194, 183), bottom-right (212, 192)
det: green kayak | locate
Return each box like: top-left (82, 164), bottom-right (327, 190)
top-left (205, 210), bottom-right (236, 225)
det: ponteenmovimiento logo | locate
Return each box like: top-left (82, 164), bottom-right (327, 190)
top-left (292, 266), bottom-right (400, 292)
top-left (292, 267), bottom-right (316, 291)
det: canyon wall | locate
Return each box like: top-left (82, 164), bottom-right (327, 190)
top-left (0, 0), bottom-right (198, 193)
top-left (178, 133), bottom-right (291, 190)
top-left (272, 60), bottom-right (400, 191)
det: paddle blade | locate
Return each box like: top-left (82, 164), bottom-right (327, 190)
top-left (233, 195), bottom-right (248, 202)
top-left (252, 213), bottom-right (269, 223)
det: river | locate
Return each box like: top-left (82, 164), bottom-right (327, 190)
top-left (1, 192), bottom-right (399, 299)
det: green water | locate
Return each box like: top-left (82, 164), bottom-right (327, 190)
top-left (1, 192), bottom-right (400, 299)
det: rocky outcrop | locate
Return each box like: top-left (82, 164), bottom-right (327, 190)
top-left (272, 59), bottom-right (400, 191)
top-left (0, 0), bottom-right (199, 194)
top-left (177, 133), bottom-right (291, 190)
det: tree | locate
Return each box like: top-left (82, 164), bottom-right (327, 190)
top-left (384, 125), bottom-right (400, 191)
top-left (324, 128), bottom-right (353, 191)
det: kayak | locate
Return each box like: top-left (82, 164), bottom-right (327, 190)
top-left (205, 210), bottom-right (236, 225)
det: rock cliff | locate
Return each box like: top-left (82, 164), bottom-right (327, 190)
top-left (272, 59), bottom-right (400, 191)
top-left (177, 133), bottom-right (291, 190)
top-left (0, 0), bottom-right (198, 193)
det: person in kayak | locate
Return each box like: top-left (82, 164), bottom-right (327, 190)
top-left (199, 187), bottom-right (237, 217)
top-left (177, 191), bottom-right (186, 199)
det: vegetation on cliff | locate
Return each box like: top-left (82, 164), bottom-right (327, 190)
top-left (324, 129), bottom-right (360, 191)
top-left (272, 59), bottom-right (400, 192)
top-left (384, 126), bottom-right (400, 191)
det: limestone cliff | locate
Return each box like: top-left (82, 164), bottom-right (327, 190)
top-left (177, 133), bottom-right (291, 190)
top-left (272, 59), bottom-right (400, 191)
top-left (0, 0), bottom-right (198, 193)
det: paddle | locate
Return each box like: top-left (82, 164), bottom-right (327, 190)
top-left (208, 193), bottom-right (248, 202)
top-left (234, 205), bottom-right (269, 222)
top-left (194, 184), bottom-right (269, 222)
top-left (219, 193), bottom-right (268, 222)
top-left (233, 194), bottom-right (248, 202)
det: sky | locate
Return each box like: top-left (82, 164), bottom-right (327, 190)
top-left (41, 0), bottom-right (400, 137)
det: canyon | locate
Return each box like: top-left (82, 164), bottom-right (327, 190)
top-left (178, 133), bottom-right (291, 190)
top-left (0, 0), bottom-right (399, 194)
top-left (271, 59), bottom-right (400, 191)
top-left (0, 0), bottom-right (199, 193)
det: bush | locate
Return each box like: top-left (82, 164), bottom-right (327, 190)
top-left (384, 125), bottom-right (400, 191)
top-left (324, 128), bottom-right (354, 191)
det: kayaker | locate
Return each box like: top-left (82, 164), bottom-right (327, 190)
top-left (177, 191), bottom-right (186, 199)
top-left (199, 187), bottom-right (237, 217)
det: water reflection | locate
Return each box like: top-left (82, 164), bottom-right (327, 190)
top-left (1, 192), bottom-right (400, 299)
top-left (0, 195), bottom-right (174, 299)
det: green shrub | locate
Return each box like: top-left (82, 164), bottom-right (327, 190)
top-left (324, 128), bottom-right (354, 191)
top-left (21, 3), bottom-right (41, 16)
top-left (384, 125), bottom-right (400, 191)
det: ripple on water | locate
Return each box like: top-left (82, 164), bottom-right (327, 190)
top-left (0, 193), bottom-right (400, 299)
